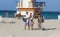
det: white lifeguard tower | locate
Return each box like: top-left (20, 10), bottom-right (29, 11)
top-left (58, 15), bottom-right (60, 21)
top-left (16, 0), bottom-right (46, 17)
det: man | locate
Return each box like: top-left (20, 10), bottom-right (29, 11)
top-left (24, 12), bottom-right (30, 30)
top-left (6, 12), bottom-right (8, 17)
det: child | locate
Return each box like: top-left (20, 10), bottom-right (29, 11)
top-left (29, 20), bottom-right (34, 30)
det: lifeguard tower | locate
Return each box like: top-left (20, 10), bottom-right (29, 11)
top-left (16, 0), bottom-right (46, 17)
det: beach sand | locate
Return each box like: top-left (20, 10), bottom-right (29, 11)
top-left (0, 18), bottom-right (60, 37)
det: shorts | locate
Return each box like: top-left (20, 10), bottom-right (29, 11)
top-left (25, 20), bottom-right (29, 25)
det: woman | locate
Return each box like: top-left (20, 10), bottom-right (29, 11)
top-left (38, 15), bottom-right (45, 30)
top-left (38, 15), bottom-right (41, 30)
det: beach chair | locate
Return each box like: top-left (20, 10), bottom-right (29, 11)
top-left (0, 16), bottom-right (6, 23)
top-left (58, 15), bottom-right (60, 21)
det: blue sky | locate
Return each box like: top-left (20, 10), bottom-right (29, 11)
top-left (0, 0), bottom-right (60, 12)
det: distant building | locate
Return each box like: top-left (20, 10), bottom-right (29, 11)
top-left (16, 0), bottom-right (46, 17)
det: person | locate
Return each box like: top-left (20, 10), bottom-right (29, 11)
top-left (30, 13), bottom-right (33, 21)
top-left (29, 19), bottom-right (34, 30)
top-left (38, 15), bottom-right (41, 30)
top-left (24, 12), bottom-right (30, 30)
top-left (14, 12), bottom-right (17, 18)
top-left (40, 16), bottom-right (45, 30)
top-left (6, 12), bottom-right (8, 17)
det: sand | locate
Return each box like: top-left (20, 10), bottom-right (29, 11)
top-left (0, 18), bottom-right (60, 37)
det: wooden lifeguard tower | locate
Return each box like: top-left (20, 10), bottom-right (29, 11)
top-left (16, 0), bottom-right (45, 17)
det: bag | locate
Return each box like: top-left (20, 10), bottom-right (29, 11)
top-left (23, 18), bottom-right (26, 22)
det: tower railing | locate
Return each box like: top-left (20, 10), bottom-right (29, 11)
top-left (16, 2), bottom-right (46, 8)
top-left (33, 2), bottom-right (46, 8)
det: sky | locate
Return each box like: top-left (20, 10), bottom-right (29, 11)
top-left (0, 0), bottom-right (60, 12)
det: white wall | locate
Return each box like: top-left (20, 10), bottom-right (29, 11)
top-left (21, 11), bottom-right (34, 15)
top-left (21, 11), bottom-right (26, 15)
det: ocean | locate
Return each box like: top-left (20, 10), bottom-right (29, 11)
top-left (0, 10), bottom-right (16, 18)
top-left (0, 10), bottom-right (60, 19)
top-left (40, 11), bottom-right (60, 19)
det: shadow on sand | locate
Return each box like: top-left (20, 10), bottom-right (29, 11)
top-left (44, 28), bottom-right (56, 31)
top-left (33, 28), bottom-right (39, 30)
top-left (33, 28), bottom-right (56, 31)
top-left (9, 22), bottom-right (16, 24)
